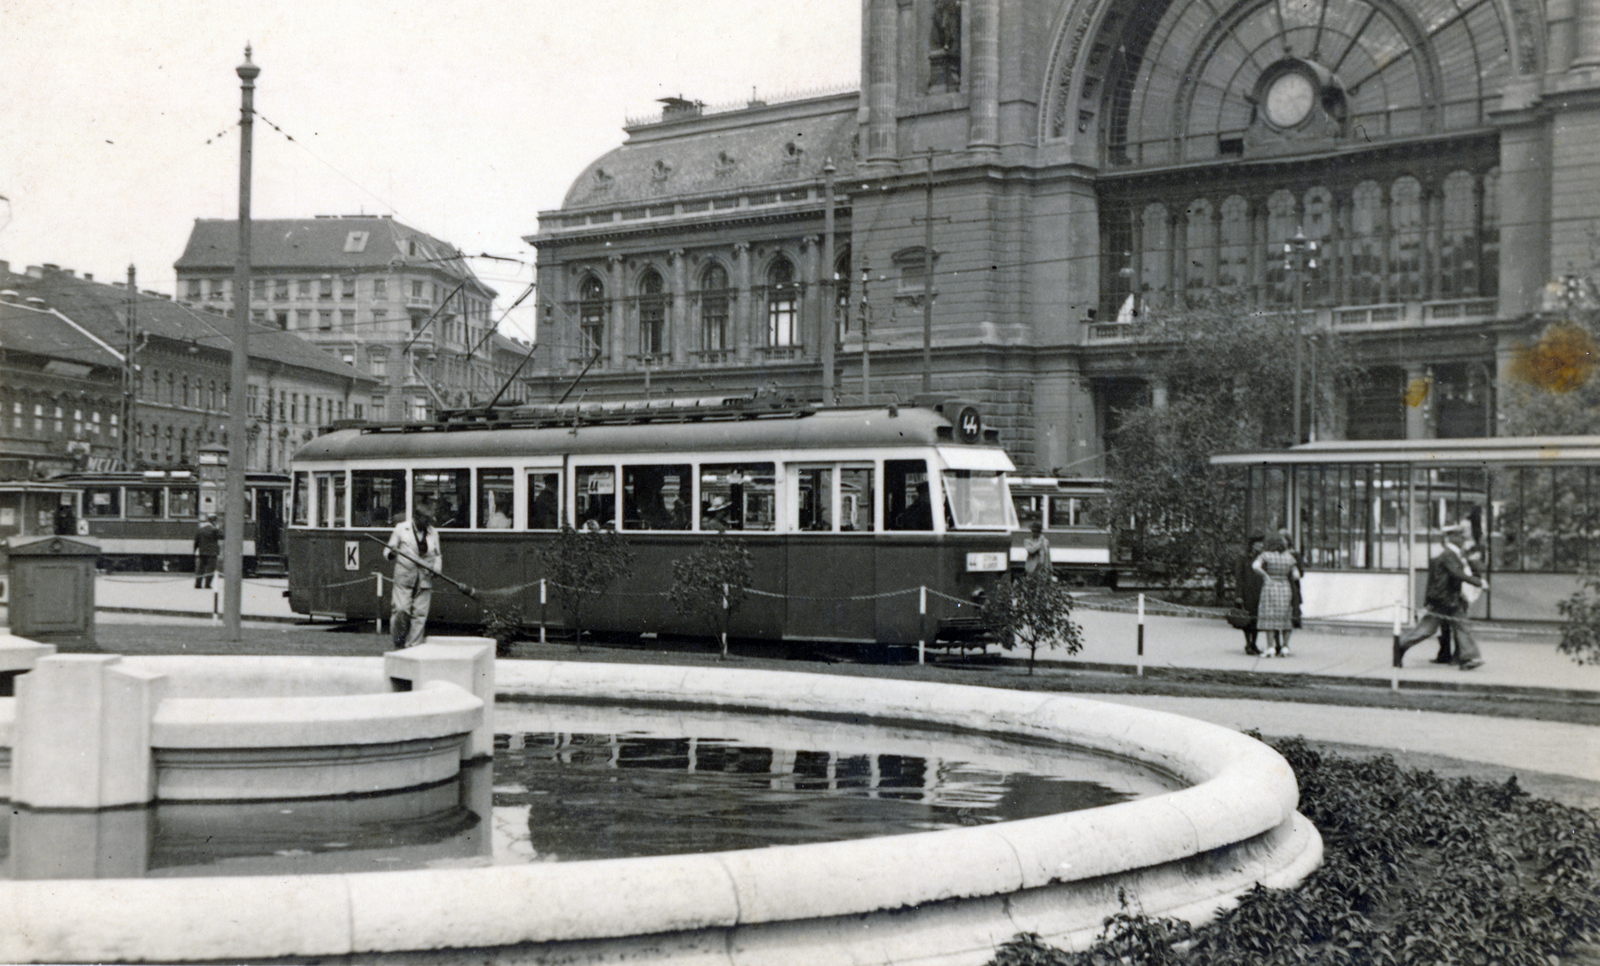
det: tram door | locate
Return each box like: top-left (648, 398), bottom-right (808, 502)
top-left (787, 464), bottom-right (877, 643)
top-left (255, 488), bottom-right (283, 557)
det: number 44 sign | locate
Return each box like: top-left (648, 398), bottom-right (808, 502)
top-left (344, 541), bottom-right (360, 571)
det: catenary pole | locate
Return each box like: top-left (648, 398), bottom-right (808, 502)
top-left (224, 46), bottom-right (259, 641)
top-left (822, 159), bottom-right (837, 403)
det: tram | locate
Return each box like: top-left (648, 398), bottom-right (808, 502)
top-left (286, 395), bottom-right (1019, 648)
top-left (50, 469), bottom-right (289, 575)
top-left (1007, 476), bottom-right (1118, 583)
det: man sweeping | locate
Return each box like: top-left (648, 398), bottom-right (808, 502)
top-left (385, 495), bottom-right (441, 648)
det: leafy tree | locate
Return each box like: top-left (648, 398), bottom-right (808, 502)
top-left (1106, 292), bottom-right (1354, 595)
top-left (668, 534), bottom-right (754, 659)
top-left (534, 525), bottom-right (634, 651)
top-left (1557, 573), bottom-right (1600, 665)
top-left (980, 571), bottom-right (1082, 675)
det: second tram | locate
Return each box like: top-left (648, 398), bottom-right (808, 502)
top-left (1008, 476), bottom-right (1118, 584)
top-left (287, 396), bottom-right (1018, 647)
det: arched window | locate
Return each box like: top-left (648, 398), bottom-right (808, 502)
top-left (700, 264), bottom-right (730, 352)
top-left (766, 258), bottom-right (796, 348)
top-left (578, 276), bottom-right (605, 358)
top-left (833, 249), bottom-right (851, 337)
top-left (1391, 177), bottom-right (1424, 300)
top-left (637, 269), bottom-right (665, 357)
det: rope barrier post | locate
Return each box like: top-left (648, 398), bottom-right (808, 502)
top-left (918, 585), bottom-right (927, 666)
top-left (1391, 599), bottom-right (1403, 691)
top-left (212, 589), bottom-right (219, 624)
top-left (375, 572), bottom-right (385, 636)
top-left (539, 578), bottom-right (547, 645)
top-left (1136, 593), bottom-right (1145, 677)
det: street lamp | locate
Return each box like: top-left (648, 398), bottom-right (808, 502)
top-left (1283, 228), bottom-right (1320, 443)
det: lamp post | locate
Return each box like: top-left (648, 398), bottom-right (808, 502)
top-left (224, 46), bottom-right (258, 641)
top-left (822, 159), bottom-right (837, 403)
top-left (1283, 227), bottom-right (1320, 444)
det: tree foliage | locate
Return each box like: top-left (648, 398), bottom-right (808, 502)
top-left (980, 571), bottom-right (1082, 675)
top-left (668, 534), bottom-right (754, 659)
top-left (1106, 294), bottom-right (1354, 595)
top-left (534, 525), bottom-right (634, 650)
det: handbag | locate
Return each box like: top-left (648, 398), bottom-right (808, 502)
top-left (1225, 607), bottom-right (1254, 629)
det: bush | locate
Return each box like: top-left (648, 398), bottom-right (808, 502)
top-left (980, 571), bottom-right (1083, 675)
top-left (989, 737), bottom-right (1600, 965)
top-left (668, 534), bottom-right (754, 659)
top-left (533, 525), bottom-right (634, 651)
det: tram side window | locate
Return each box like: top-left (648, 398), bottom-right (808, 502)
top-left (840, 467), bottom-right (874, 531)
top-left (1014, 494), bottom-right (1043, 526)
top-left (169, 487), bottom-right (198, 520)
top-left (351, 469), bottom-right (404, 527)
top-left (477, 468), bottom-right (514, 528)
top-left (1072, 495), bottom-right (1111, 529)
top-left (85, 487), bottom-right (121, 517)
top-left (797, 467), bottom-right (833, 532)
top-left (575, 466), bottom-right (616, 529)
top-left (413, 470), bottom-right (470, 528)
top-left (623, 464), bottom-right (691, 530)
top-left (315, 471), bottom-right (347, 528)
top-left (292, 472), bottom-right (309, 526)
top-left (942, 471), bottom-right (1011, 529)
top-left (699, 463), bottom-right (775, 531)
top-left (526, 471), bottom-right (561, 530)
top-left (885, 460), bottom-right (933, 531)
top-left (126, 486), bottom-right (164, 519)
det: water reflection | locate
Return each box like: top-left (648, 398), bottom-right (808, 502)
top-left (0, 705), bottom-right (1178, 877)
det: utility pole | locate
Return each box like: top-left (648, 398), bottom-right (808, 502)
top-left (1284, 227), bottom-right (1319, 444)
top-left (821, 159), bottom-right (837, 403)
top-left (225, 46), bottom-right (259, 642)
top-left (921, 147), bottom-right (935, 394)
top-left (122, 265), bottom-right (137, 470)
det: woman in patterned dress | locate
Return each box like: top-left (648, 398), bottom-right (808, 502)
top-left (1251, 532), bottom-right (1301, 657)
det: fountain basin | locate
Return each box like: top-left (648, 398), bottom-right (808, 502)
top-left (0, 659), bottom-right (1321, 965)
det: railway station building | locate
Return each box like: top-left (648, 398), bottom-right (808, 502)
top-left (519, 0), bottom-right (1600, 476)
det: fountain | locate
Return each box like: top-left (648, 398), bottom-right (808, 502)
top-left (0, 637), bottom-right (1321, 965)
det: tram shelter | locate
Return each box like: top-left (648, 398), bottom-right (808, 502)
top-left (1212, 437), bottom-right (1600, 626)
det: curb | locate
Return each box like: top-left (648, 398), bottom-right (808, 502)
top-left (97, 606), bottom-right (310, 626)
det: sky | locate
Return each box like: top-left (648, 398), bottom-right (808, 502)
top-left (0, 0), bottom-right (860, 341)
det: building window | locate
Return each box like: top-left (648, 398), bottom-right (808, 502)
top-left (319, 277), bottom-right (333, 299)
top-left (372, 278), bottom-right (387, 299)
top-left (411, 397), bottom-right (428, 421)
top-left (411, 280), bottom-right (426, 301)
top-left (247, 385), bottom-right (259, 416)
top-left (371, 395), bottom-right (385, 420)
top-left (91, 411), bottom-right (101, 435)
top-left (341, 278), bottom-right (356, 300)
top-left (344, 230), bottom-right (370, 253)
top-left (274, 279), bottom-right (289, 301)
top-left (318, 310), bottom-right (333, 330)
top-left (109, 412), bottom-right (118, 439)
top-left (766, 258), bottom-right (797, 347)
top-left (372, 308), bottom-right (386, 325)
top-left (209, 381), bottom-right (218, 410)
top-left (275, 310), bottom-right (289, 329)
top-left (186, 279), bottom-right (202, 299)
top-left (294, 309), bottom-right (311, 329)
top-left (700, 264), bottom-right (729, 351)
top-left (298, 279), bottom-right (312, 299)
top-left (252, 279), bottom-right (266, 300)
top-left (73, 409), bottom-right (83, 435)
top-left (54, 406), bottom-right (64, 434)
top-left (638, 269), bottom-right (665, 357)
top-left (251, 309), bottom-right (267, 325)
top-left (340, 310), bottom-right (355, 330)
top-left (209, 278), bottom-right (228, 300)
top-left (342, 350), bottom-right (355, 366)
top-left (579, 276), bottom-right (605, 357)
top-left (369, 349), bottom-right (388, 378)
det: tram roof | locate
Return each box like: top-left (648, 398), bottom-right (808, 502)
top-left (293, 404), bottom-right (1016, 468)
top-left (1211, 436), bottom-right (1600, 467)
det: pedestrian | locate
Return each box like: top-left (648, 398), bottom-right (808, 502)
top-left (1023, 519), bottom-right (1052, 579)
top-left (53, 497), bottom-right (77, 536)
top-left (193, 514), bottom-right (220, 589)
top-left (1394, 524), bottom-right (1486, 670)
top-left (1251, 532), bottom-right (1301, 657)
top-left (1237, 534), bottom-right (1265, 655)
top-left (1278, 526), bottom-right (1305, 630)
top-left (385, 495), bottom-right (442, 649)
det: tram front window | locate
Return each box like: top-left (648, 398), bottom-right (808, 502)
top-left (942, 471), bottom-right (1012, 530)
top-left (700, 463), bottom-right (775, 531)
top-left (414, 469), bottom-right (470, 529)
top-left (315, 471), bottom-right (347, 528)
top-left (477, 468), bottom-right (514, 528)
top-left (576, 466), bottom-right (616, 529)
top-left (352, 469), bottom-right (405, 527)
top-left (623, 464), bottom-right (690, 530)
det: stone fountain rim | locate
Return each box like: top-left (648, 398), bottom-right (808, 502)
top-left (0, 657), bottom-right (1320, 965)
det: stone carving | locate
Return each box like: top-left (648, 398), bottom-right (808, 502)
top-left (714, 150), bottom-right (738, 177)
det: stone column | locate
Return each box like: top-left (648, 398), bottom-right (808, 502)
top-left (670, 249), bottom-right (689, 366)
top-left (12, 655), bottom-right (167, 808)
top-left (866, 0), bottom-right (899, 162)
top-left (1573, 0), bottom-right (1600, 67)
top-left (967, 0), bottom-right (1000, 152)
top-left (734, 243), bottom-right (753, 363)
top-left (607, 256), bottom-right (626, 368)
top-left (1498, 121), bottom-right (1552, 317)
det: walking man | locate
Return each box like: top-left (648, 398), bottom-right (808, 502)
top-left (193, 514), bottom-right (220, 589)
top-left (1394, 524), bottom-right (1486, 670)
top-left (385, 495), bottom-right (441, 648)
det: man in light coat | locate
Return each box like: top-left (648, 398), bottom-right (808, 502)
top-left (385, 495), bottom-right (441, 648)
